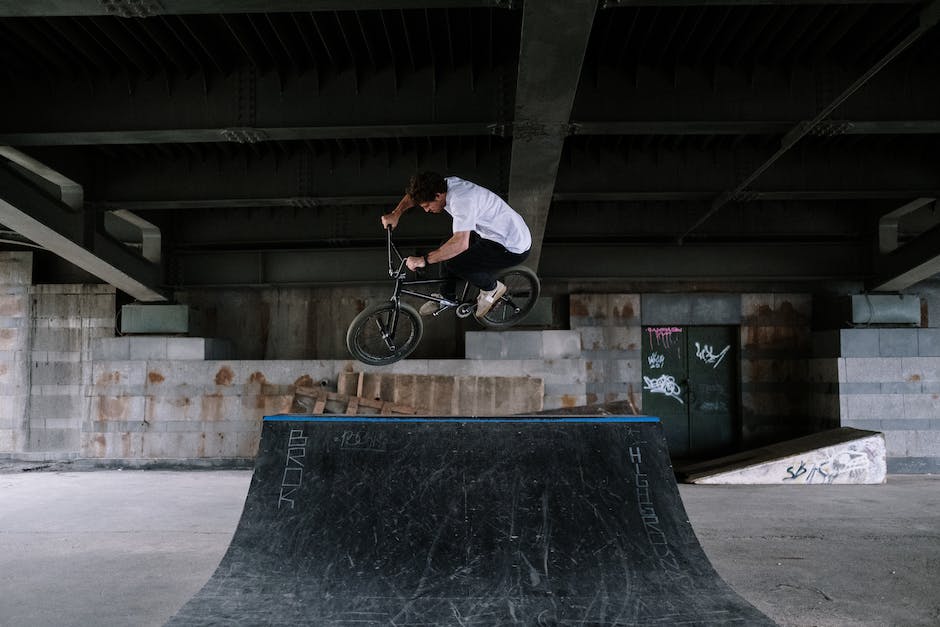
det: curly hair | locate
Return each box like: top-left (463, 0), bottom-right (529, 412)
top-left (406, 172), bottom-right (447, 205)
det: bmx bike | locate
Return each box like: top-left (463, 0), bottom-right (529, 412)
top-left (346, 228), bottom-right (540, 365)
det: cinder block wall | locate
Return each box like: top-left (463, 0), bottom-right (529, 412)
top-left (83, 358), bottom-right (554, 464)
top-left (813, 328), bottom-right (940, 473)
top-left (28, 285), bottom-right (115, 456)
top-left (0, 252), bottom-right (32, 455)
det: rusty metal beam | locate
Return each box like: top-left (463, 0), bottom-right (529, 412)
top-left (0, 1), bottom-right (515, 18)
top-left (677, 0), bottom-right (940, 243)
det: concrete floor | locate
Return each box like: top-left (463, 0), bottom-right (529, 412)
top-left (0, 469), bottom-right (937, 627)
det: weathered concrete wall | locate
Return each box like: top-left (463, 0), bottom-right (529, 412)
top-left (83, 357), bottom-right (559, 464)
top-left (27, 285), bottom-right (115, 456)
top-left (813, 328), bottom-right (940, 474)
top-left (177, 286), bottom-right (474, 360)
top-left (739, 293), bottom-right (817, 445)
top-left (0, 252), bottom-right (32, 455)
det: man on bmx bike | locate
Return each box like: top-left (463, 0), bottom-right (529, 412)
top-left (381, 172), bottom-right (532, 319)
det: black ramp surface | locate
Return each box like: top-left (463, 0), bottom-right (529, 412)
top-left (167, 417), bottom-right (774, 626)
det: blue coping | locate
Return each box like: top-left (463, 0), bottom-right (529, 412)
top-left (264, 415), bottom-right (660, 424)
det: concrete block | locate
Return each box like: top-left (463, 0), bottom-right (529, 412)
top-left (120, 303), bottom-right (189, 334)
top-left (541, 331), bottom-right (582, 359)
top-left (28, 361), bottom-right (82, 386)
top-left (0, 429), bottom-right (13, 453)
top-left (28, 394), bottom-right (83, 420)
top-left (843, 358), bottom-right (903, 383)
top-left (641, 294), bottom-right (692, 325)
top-left (94, 338), bottom-right (131, 361)
top-left (569, 294), bottom-right (611, 327)
top-left (607, 294), bottom-right (640, 324)
top-left (879, 329), bottom-right (919, 357)
top-left (92, 395), bottom-right (147, 423)
top-left (839, 329), bottom-right (880, 357)
top-left (0, 252), bottom-right (33, 285)
top-left (0, 295), bottom-right (28, 318)
top-left (845, 394), bottom-right (905, 420)
top-left (902, 395), bottom-right (940, 420)
top-left (690, 294), bottom-right (741, 325)
top-left (0, 327), bottom-right (24, 351)
top-left (129, 337), bottom-right (168, 360)
top-left (92, 362), bottom-right (148, 389)
top-left (901, 357), bottom-right (940, 382)
top-left (917, 329), bottom-right (940, 356)
top-left (742, 293), bottom-right (810, 325)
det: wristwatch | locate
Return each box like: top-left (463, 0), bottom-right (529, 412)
top-left (423, 254), bottom-right (430, 266)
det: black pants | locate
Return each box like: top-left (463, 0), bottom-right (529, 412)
top-left (440, 232), bottom-right (529, 296)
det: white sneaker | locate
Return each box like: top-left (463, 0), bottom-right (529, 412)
top-left (420, 294), bottom-right (447, 316)
top-left (475, 281), bottom-right (507, 318)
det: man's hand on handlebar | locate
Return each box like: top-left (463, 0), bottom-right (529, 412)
top-left (405, 256), bottom-right (427, 271)
top-left (381, 212), bottom-right (399, 230)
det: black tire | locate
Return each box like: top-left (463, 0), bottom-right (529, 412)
top-left (479, 266), bottom-right (541, 329)
top-left (346, 301), bottom-right (423, 366)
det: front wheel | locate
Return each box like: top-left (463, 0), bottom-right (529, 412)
top-left (479, 266), bottom-right (541, 329)
top-left (346, 301), bottom-right (423, 366)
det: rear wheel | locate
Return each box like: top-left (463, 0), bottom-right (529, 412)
top-left (479, 266), bottom-right (540, 329)
top-left (346, 301), bottom-right (423, 365)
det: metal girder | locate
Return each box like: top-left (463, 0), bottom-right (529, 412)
top-left (871, 221), bottom-right (940, 291)
top-left (603, 0), bottom-right (916, 6)
top-left (0, 156), bottom-right (165, 302)
top-left (0, 1), bottom-right (514, 18)
top-left (0, 123), bottom-right (502, 147)
top-left (5, 120), bottom-right (940, 146)
top-left (169, 240), bottom-right (868, 287)
top-left (552, 190), bottom-right (940, 202)
top-left (507, 0), bottom-right (596, 272)
top-left (678, 0), bottom-right (940, 243)
top-left (570, 120), bottom-right (940, 136)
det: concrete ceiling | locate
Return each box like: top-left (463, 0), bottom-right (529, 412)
top-left (1, 0), bottom-right (939, 296)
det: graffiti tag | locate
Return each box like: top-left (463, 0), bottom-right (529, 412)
top-left (695, 342), bottom-right (730, 368)
top-left (648, 352), bottom-right (665, 369)
top-left (643, 374), bottom-right (684, 404)
top-left (647, 327), bottom-right (683, 350)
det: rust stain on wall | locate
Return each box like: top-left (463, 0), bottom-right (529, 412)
top-left (215, 366), bottom-right (234, 386)
top-left (248, 371), bottom-right (266, 384)
top-left (148, 371), bottom-right (165, 384)
top-left (97, 371), bottom-right (121, 385)
top-left (908, 374), bottom-right (922, 382)
top-left (99, 396), bottom-right (127, 420)
top-left (93, 435), bottom-right (106, 457)
top-left (560, 395), bottom-right (578, 408)
top-left (201, 392), bottom-right (224, 421)
top-left (612, 303), bottom-right (635, 320)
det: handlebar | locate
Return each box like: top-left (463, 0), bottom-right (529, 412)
top-left (385, 225), bottom-right (408, 279)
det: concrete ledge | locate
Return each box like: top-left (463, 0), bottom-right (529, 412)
top-left (679, 428), bottom-right (886, 485)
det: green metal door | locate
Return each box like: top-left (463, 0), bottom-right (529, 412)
top-left (641, 326), bottom-right (738, 458)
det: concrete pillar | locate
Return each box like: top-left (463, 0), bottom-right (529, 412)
top-left (0, 252), bottom-right (32, 454)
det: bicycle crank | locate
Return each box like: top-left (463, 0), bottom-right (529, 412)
top-left (456, 303), bottom-right (475, 318)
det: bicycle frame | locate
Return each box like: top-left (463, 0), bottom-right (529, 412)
top-left (384, 227), bottom-right (471, 317)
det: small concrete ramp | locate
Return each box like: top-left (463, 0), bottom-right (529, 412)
top-left (679, 427), bottom-right (886, 485)
top-left (167, 416), bottom-right (772, 626)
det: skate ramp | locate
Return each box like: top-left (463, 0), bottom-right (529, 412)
top-left (167, 416), bottom-right (773, 626)
top-left (679, 427), bottom-right (886, 485)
